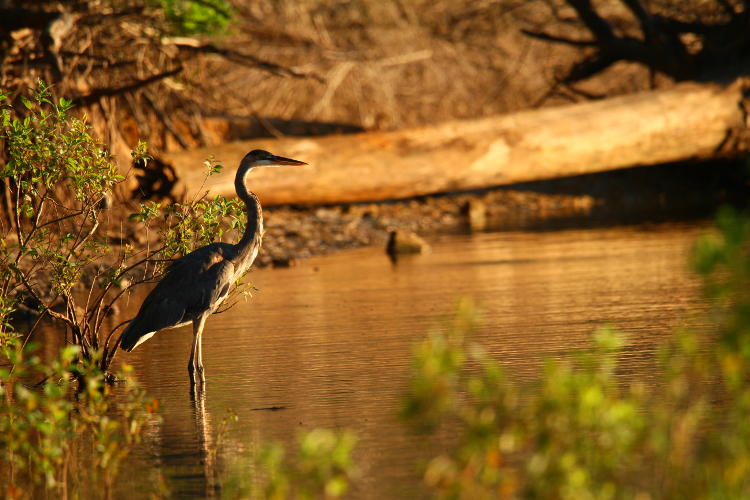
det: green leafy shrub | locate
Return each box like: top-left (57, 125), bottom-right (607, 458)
top-left (1, 81), bottom-right (124, 367)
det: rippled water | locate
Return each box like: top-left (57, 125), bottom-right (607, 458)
top-left (118, 222), bottom-right (710, 498)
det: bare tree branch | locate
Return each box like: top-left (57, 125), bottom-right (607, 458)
top-left (620, 0), bottom-right (656, 39)
top-left (563, 53), bottom-right (618, 83)
top-left (167, 38), bottom-right (321, 81)
top-left (73, 66), bottom-right (183, 107)
top-left (525, 0), bottom-right (750, 83)
top-left (520, 29), bottom-right (598, 47)
top-left (567, 0), bottom-right (616, 41)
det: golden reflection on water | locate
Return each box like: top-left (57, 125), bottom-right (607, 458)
top-left (119, 222), bottom-right (710, 498)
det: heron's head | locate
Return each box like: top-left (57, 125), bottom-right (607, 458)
top-left (240, 149), bottom-right (307, 169)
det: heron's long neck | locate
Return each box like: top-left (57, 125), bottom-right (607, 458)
top-left (235, 168), bottom-right (263, 265)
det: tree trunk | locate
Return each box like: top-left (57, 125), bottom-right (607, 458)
top-left (160, 79), bottom-right (750, 206)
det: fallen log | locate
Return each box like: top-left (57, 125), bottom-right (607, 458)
top-left (159, 79), bottom-right (749, 206)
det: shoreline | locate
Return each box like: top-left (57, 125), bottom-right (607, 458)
top-left (257, 159), bottom-right (749, 267)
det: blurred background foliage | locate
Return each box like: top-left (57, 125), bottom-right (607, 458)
top-left (154, 0), bottom-right (234, 36)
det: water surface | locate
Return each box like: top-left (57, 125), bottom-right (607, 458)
top-left (121, 222), bottom-right (710, 498)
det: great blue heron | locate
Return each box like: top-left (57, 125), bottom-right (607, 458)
top-left (119, 150), bottom-right (307, 384)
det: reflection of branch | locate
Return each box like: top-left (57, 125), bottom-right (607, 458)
top-left (73, 66), bottom-right (183, 106)
top-left (9, 308), bottom-right (48, 375)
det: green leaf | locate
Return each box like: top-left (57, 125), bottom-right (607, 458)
top-left (58, 97), bottom-right (72, 111)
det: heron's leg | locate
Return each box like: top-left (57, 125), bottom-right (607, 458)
top-left (196, 318), bottom-right (206, 383)
top-left (188, 315), bottom-right (207, 383)
top-left (188, 322), bottom-right (199, 383)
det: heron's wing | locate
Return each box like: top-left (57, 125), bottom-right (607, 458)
top-left (120, 243), bottom-right (236, 351)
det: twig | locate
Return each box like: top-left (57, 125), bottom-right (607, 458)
top-left (9, 308), bottom-right (49, 375)
top-left (64, 206), bottom-right (98, 261)
top-left (31, 191), bottom-right (47, 235)
top-left (168, 39), bottom-right (320, 81)
top-left (73, 66), bottom-right (183, 107)
top-left (38, 209), bottom-right (86, 229)
top-left (563, 52), bottom-right (618, 83)
top-left (87, 245), bottom-right (166, 328)
top-left (16, 271), bottom-right (68, 326)
top-left (102, 318), bottom-right (130, 367)
top-left (567, 0), bottom-right (616, 41)
top-left (2, 181), bottom-right (15, 234)
top-left (311, 61), bottom-right (354, 118)
top-left (13, 185), bottom-right (23, 260)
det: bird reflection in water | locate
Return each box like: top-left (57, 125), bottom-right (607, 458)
top-left (190, 383), bottom-right (219, 497)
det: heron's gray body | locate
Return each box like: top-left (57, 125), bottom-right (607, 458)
top-left (119, 240), bottom-right (256, 351)
top-left (118, 150), bottom-right (304, 384)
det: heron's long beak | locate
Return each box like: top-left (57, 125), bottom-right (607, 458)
top-left (269, 154), bottom-right (307, 166)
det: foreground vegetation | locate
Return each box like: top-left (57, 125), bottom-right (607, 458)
top-left (0, 333), bottom-right (356, 499)
top-left (0, 337), bottom-right (157, 498)
top-left (402, 207), bottom-right (750, 498)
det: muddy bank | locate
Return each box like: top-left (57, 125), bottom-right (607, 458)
top-left (255, 159), bottom-right (750, 267)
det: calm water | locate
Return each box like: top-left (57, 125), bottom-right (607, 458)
top-left (118, 222), bottom-right (710, 498)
